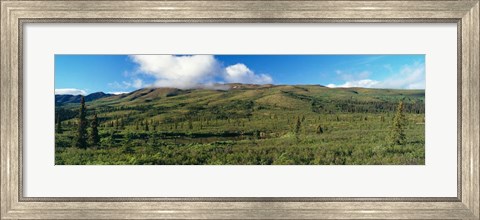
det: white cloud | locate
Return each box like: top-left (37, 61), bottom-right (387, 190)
top-left (130, 55), bottom-right (220, 89)
top-left (224, 63), bottom-right (273, 84)
top-left (109, 91), bottom-right (129, 95)
top-left (55, 88), bottom-right (87, 96)
top-left (129, 55), bottom-right (273, 89)
top-left (327, 63), bottom-right (425, 89)
top-left (379, 63), bottom-right (425, 89)
top-left (327, 79), bottom-right (380, 88)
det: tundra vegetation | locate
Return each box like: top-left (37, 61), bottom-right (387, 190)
top-left (55, 84), bottom-right (425, 165)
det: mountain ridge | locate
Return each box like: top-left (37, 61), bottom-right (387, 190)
top-left (55, 92), bottom-right (113, 104)
top-left (55, 84), bottom-right (425, 105)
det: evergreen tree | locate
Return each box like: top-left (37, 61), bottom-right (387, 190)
top-left (74, 96), bottom-right (88, 149)
top-left (390, 101), bottom-right (407, 145)
top-left (144, 120), bottom-right (149, 131)
top-left (89, 113), bottom-right (100, 147)
top-left (56, 114), bottom-right (63, 134)
top-left (316, 125), bottom-right (323, 134)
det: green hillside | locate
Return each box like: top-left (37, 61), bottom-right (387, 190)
top-left (55, 84), bottom-right (425, 165)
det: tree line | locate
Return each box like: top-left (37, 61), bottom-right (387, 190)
top-left (58, 95), bottom-right (410, 150)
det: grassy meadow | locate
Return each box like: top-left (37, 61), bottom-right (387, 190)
top-left (55, 84), bottom-right (425, 165)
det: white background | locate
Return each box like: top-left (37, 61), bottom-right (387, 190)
top-left (24, 23), bottom-right (458, 197)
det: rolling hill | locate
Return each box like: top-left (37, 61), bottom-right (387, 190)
top-left (55, 84), bottom-right (425, 165)
top-left (78, 83), bottom-right (424, 109)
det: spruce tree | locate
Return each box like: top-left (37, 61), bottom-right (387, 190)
top-left (389, 101), bottom-right (407, 145)
top-left (89, 113), bottom-right (100, 147)
top-left (74, 96), bottom-right (88, 149)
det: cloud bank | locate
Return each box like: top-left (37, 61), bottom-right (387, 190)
top-left (224, 64), bottom-right (273, 84)
top-left (128, 55), bottom-right (273, 89)
top-left (55, 88), bottom-right (87, 96)
top-left (327, 62), bottom-right (425, 89)
top-left (108, 91), bottom-right (129, 95)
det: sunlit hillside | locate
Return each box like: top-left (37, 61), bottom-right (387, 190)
top-left (55, 84), bottom-right (425, 165)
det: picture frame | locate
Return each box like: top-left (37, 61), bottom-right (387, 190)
top-left (1, 0), bottom-right (478, 219)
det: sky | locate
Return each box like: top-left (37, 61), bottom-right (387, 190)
top-left (55, 54), bottom-right (425, 95)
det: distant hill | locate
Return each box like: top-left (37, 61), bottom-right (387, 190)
top-left (55, 92), bottom-right (113, 104)
top-left (58, 84), bottom-right (425, 116)
top-left (56, 84), bottom-right (425, 116)
top-left (93, 84), bottom-right (424, 105)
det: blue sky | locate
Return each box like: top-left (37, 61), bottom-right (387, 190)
top-left (55, 54), bottom-right (425, 95)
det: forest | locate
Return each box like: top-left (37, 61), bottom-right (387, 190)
top-left (55, 84), bottom-right (425, 165)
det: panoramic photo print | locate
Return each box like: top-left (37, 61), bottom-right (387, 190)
top-left (55, 55), bottom-right (425, 165)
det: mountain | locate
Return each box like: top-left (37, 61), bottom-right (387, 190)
top-left (55, 84), bottom-right (425, 119)
top-left (60, 84), bottom-right (425, 119)
top-left (92, 84), bottom-right (424, 107)
top-left (56, 85), bottom-right (425, 109)
top-left (55, 92), bottom-right (113, 104)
